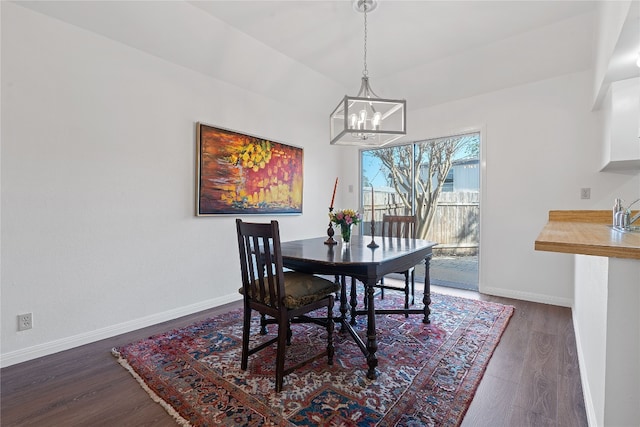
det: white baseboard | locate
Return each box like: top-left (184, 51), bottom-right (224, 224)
top-left (0, 294), bottom-right (241, 368)
top-left (1, 287), bottom-right (574, 368)
top-left (572, 309), bottom-right (598, 427)
top-left (480, 286), bottom-right (573, 308)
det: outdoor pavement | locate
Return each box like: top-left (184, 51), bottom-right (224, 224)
top-left (414, 255), bottom-right (479, 291)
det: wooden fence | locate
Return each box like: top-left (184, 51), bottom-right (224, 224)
top-left (364, 191), bottom-right (479, 256)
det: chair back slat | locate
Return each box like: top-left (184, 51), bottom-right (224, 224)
top-left (236, 219), bottom-right (286, 309)
top-left (382, 214), bottom-right (416, 239)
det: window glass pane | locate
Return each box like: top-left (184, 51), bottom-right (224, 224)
top-left (415, 132), bottom-right (479, 242)
top-left (361, 146), bottom-right (413, 236)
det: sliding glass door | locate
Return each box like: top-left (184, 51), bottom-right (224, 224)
top-left (360, 132), bottom-right (480, 290)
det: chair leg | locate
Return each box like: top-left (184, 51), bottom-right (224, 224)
top-left (275, 314), bottom-right (288, 392)
top-left (327, 296), bottom-right (335, 365)
top-left (260, 314), bottom-right (268, 335)
top-left (380, 277), bottom-right (385, 299)
top-left (410, 269), bottom-right (415, 305)
top-left (286, 321), bottom-right (292, 345)
top-left (241, 304), bottom-right (251, 370)
top-left (404, 272), bottom-right (410, 318)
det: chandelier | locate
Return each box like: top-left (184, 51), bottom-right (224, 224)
top-left (330, 0), bottom-right (406, 147)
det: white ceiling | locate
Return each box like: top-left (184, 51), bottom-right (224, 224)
top-left (191, 1), bottom-right (599, 85)
top-left (12, 1), bottom-right (640, 112)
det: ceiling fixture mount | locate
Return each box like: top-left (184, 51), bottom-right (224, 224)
top-left (330, 0), bottom-right (406, 147)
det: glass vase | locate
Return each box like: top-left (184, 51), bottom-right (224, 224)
top-left (340, 224), bottom-right (353, 245)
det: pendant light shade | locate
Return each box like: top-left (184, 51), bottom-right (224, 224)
top-left (330, 0), bottom-right (406, 147)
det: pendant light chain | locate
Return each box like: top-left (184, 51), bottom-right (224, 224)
top-left (362, 1), bottom-right (368, 77)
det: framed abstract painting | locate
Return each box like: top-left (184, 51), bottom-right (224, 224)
top-left (196, 123), bottom-right (303, 215)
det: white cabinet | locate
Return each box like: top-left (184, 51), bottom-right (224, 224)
top-left (601, 77), bottom-right (640, 172)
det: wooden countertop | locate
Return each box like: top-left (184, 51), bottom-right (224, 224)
top-left (535, 210), bottom-right (640, 260)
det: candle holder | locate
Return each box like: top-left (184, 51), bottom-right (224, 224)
top-left (367, 218), bottom-right (379, 248)
top-left (325, 207), bottom-right (337, 245)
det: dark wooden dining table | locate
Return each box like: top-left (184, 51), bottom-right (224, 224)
top-left (279, 235), bottom-right (437, 380)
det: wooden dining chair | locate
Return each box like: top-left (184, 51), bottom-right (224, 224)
top-left (376, 214), bottom-right (417, 315)
top-left (235, 219), bottom-right (339, 392)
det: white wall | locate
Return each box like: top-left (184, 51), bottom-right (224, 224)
top-left (603, 257), bottom-right (640, 426)
top-left (1, 3), bottom-right (342, 366)
top-left (574, 255), bottom-right (640, 427)
top-left (592, 0), bottom-right (633, 106)
top-left (574, 255), bottom-right (609, 426)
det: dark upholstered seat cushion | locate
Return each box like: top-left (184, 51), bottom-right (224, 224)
top-left (239, 272), bottom-right (339, 309)
top-left (281, 272), bottom-right (340, 309)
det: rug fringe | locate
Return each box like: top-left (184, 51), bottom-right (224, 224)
top-left (111, 347), bottom-right (192, 427)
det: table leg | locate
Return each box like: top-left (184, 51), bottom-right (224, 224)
top-left (365, 282), bottom-right (379, 379)
top-left (339, 275), bottom-right (348, 332)
top-left (423, 254), bottom-right (432, 324)
top-left (349, 277), bottom-right (358, 325)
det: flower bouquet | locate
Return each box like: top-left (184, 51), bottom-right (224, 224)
top-left (329, 209), bottom-right (361, 243)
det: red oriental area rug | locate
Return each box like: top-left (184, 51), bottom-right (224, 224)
top-left (113, 292), bottom-right (513, 426)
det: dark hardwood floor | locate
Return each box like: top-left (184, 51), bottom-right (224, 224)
top-left (1, 284), bottom-right (588, 426)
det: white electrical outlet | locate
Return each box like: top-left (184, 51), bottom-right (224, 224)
top-left (580, 188), bottom-right (591, 200)
top-left (17, 313), bottom-right (33, 331)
